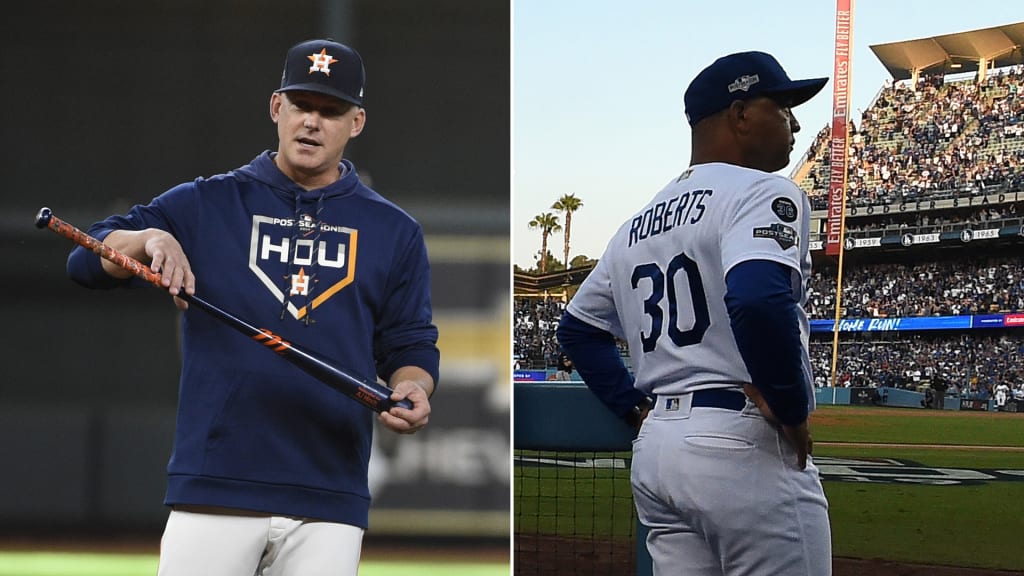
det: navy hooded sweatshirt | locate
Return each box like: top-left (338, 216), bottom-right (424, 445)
top-left (67, 152), bottom-right (440, 529)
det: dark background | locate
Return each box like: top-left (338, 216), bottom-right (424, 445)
top-left (0, 0), bottom-right (509, 542)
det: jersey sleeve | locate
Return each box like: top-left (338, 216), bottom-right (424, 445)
top-left (66, 182), bottom-right (200, 288)
top-left (565, 251), bottom-right (626, 341)
top-left (720, 175), bottom-right (807, 276)
top-left (372, 224), bottom-right (440, 386)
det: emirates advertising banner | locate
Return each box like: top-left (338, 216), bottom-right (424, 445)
top-left (826, 0), bottom-right (853, 256)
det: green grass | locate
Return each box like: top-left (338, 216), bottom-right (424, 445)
top-left (515, 450), bottom-right (634, 538)
top-left (0, 553), bottom-right (509, 576)
top-left (812, 405), bottom-right (1024, 446)
top-left (0, 553), bottom-right (155, 576)
top-left (822, 481), bottom-right (1024, 570)
top-left (365, 563), bottom-right (507, 575)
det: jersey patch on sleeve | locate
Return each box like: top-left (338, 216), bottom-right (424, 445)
top-left (771, 197), bottom-right (798, 222)
top-left (752, 223), bottom-right (798, 250)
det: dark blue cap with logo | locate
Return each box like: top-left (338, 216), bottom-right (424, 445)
top-left (684, 51), bottom-right (828, 126)
top-left (276, 39), bottom-right (365, 107)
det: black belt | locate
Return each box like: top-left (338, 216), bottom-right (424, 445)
top-left (685, 388), bottom-right (747, 411)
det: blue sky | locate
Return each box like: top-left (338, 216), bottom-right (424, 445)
top-left (513, 1), bottom-right (1024, 269)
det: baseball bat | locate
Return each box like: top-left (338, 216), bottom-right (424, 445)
top-left (35, 207), bottom-right (411, 413)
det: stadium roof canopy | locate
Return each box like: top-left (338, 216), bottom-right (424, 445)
top-left (514, 264), bottom-right (595, 295)
top-left (870, 21), bottom-right (1024, 82)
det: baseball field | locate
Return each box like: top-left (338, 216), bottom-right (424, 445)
top-left (0, 545), bottom-right (510, 576)
top-left (515, 404), bottom-right (1024, 575)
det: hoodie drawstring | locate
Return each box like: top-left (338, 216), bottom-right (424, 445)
top-left (279, 191), bottom-right (326, 326)
top-left (302, 193), bottom-right (326, 326)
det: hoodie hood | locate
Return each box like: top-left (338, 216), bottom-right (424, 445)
top-left (234, 151), bottom-right (362, 201)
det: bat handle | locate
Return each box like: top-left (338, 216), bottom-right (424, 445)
top-left (390, 398), bottom-right (414, 411)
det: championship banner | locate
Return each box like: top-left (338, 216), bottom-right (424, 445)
top-left (811, 227), bottom-right (1006, 252)
top-left (825, 0), bottom-right (853, 256)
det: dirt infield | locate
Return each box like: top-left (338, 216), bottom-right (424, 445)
top-left (834, 557), bottom-right (1022, 575)
top-left (514, 534), bottom-right (633, 575)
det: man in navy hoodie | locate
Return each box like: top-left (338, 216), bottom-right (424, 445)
top-left (67, 39), bottom-right (439, 575)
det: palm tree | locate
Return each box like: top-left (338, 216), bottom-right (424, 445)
top-left (528, 212), bottom-right (561, 273)
top-left (552, 193), bottom-right (583, 269)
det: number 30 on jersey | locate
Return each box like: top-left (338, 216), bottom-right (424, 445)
top-left (630, 252), bottom-right (709, 352)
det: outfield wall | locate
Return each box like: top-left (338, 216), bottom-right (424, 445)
top-left (516, 372), bottom-right (995, 412)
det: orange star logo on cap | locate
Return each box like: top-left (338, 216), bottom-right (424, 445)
top-left (308, 48), bottom-right (339, 76)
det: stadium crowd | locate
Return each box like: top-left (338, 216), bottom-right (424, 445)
top-left (806, 64), bottom-right (1024, 210)
top-left (513, 296), bottom-right (567, 369)
top-left (806, 256), bottom-right (1024, 318)
top-left (809, 332), bottom-right (1024, 399)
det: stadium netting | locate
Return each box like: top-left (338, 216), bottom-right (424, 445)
top-left (512, 381), bottom-right (647, 573)
top-left (514, 449), bottom-right (637, 575)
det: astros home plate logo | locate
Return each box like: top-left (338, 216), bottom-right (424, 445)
top-left (249, 214), bottom-right (357, 320)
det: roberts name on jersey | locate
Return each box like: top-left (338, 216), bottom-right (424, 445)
top-left (628, 188), bottom-right (714, 247)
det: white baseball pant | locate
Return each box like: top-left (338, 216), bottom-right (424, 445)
top-left (157, 506), bottom-right (363, 576)
top-left (631, 392), bottom-right (832, 576)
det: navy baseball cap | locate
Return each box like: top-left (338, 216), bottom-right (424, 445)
top-left (276, 39), bottom-right (365, 107)
top-left (684, 51), bottom-right (828, 126)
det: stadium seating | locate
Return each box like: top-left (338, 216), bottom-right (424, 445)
top-left (802, 65), bottom-right (1024, 210)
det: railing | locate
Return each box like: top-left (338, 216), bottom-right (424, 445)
top-left (810, 180), bottom-right (1024, 214)
top-left (813, 216), bottom-right (1024, 242)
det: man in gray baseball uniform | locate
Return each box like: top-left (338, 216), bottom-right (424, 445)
top-left (557, 51), bottom-right (832, 575)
